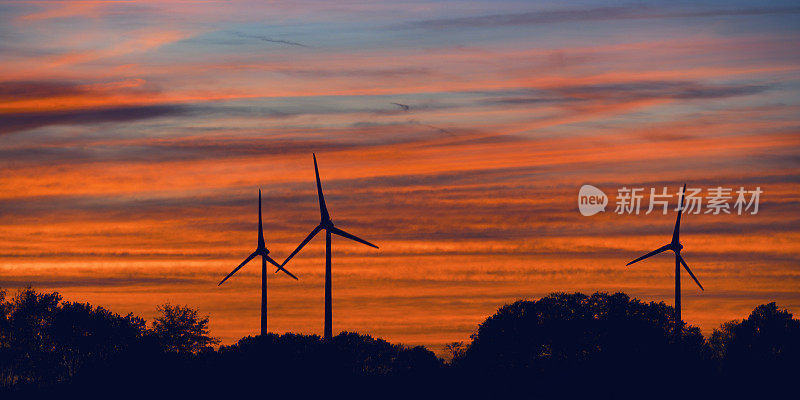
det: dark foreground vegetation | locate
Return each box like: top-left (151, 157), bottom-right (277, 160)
top-left (1, 288), bottom-right (798, 398)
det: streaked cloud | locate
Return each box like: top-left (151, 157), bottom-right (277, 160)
top-left (407, 5), bottom-right (800, 30)
top-left (1, 104), bottom-right (189, 135)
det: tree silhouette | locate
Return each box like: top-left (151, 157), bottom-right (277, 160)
top-left (151, 303), bottom-right (219, 355)
top-left (3, 287), bottom-right (62, 387)
top-left (52, 301), bottom-right (147, 379)
top-left (0, 287), bottom-right (148, 390)
top-left (0, 289), bottom-right (11, 387)
top-left (709, 302), bottom-right (800, 382)
top-left (453, 292), bottom-right (707, 396)
top-left (443, 341), bottom-right (466, 362)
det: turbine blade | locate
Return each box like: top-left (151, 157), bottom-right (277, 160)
top-left (266, 255), bottom-right (298, 280)
top-left (330, 226), bottom-right (378, 249)
top-left (264, 254), bottom-right (280, 268)
top-left (313, 153), bottom-right (330, 221)
top-left (258, 189), bottom-right (265, 248)
top-left (626, 244), bottom-right (671, 266)
top-left (218, 251), bottom-right (258, 286)
top-left (281, 225), bottom-right (323, 267)
top-left (679, 254), bottom-right (704, 291)
top-left (672, 183), bottom-right (686, 243)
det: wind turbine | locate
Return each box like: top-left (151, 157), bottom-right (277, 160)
top-left (626, 183), bottom-right (704, 340)
top-left (218, 189), bottom-right (298, 336)
top-left (280, 153), bottom-right (378, 339)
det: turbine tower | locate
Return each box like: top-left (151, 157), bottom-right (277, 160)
top-left (218, 189), bottom-right (298, 336)
top-left (281, 153), bottom-right (378, 339)
top-left (626, 183), bottom-right (704, 341)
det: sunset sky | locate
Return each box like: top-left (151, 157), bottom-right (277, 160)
top-left (1, 0), bottom-right (799, 355)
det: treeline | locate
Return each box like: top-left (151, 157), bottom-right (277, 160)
top-left (0, 287), bottom-right (441, 396)
top-left (1, 288), bottom-right (798, 397)
top-left (447, 292), bottom-right (800, 397)
top-left (0, 288), bottom-right (222, 391)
